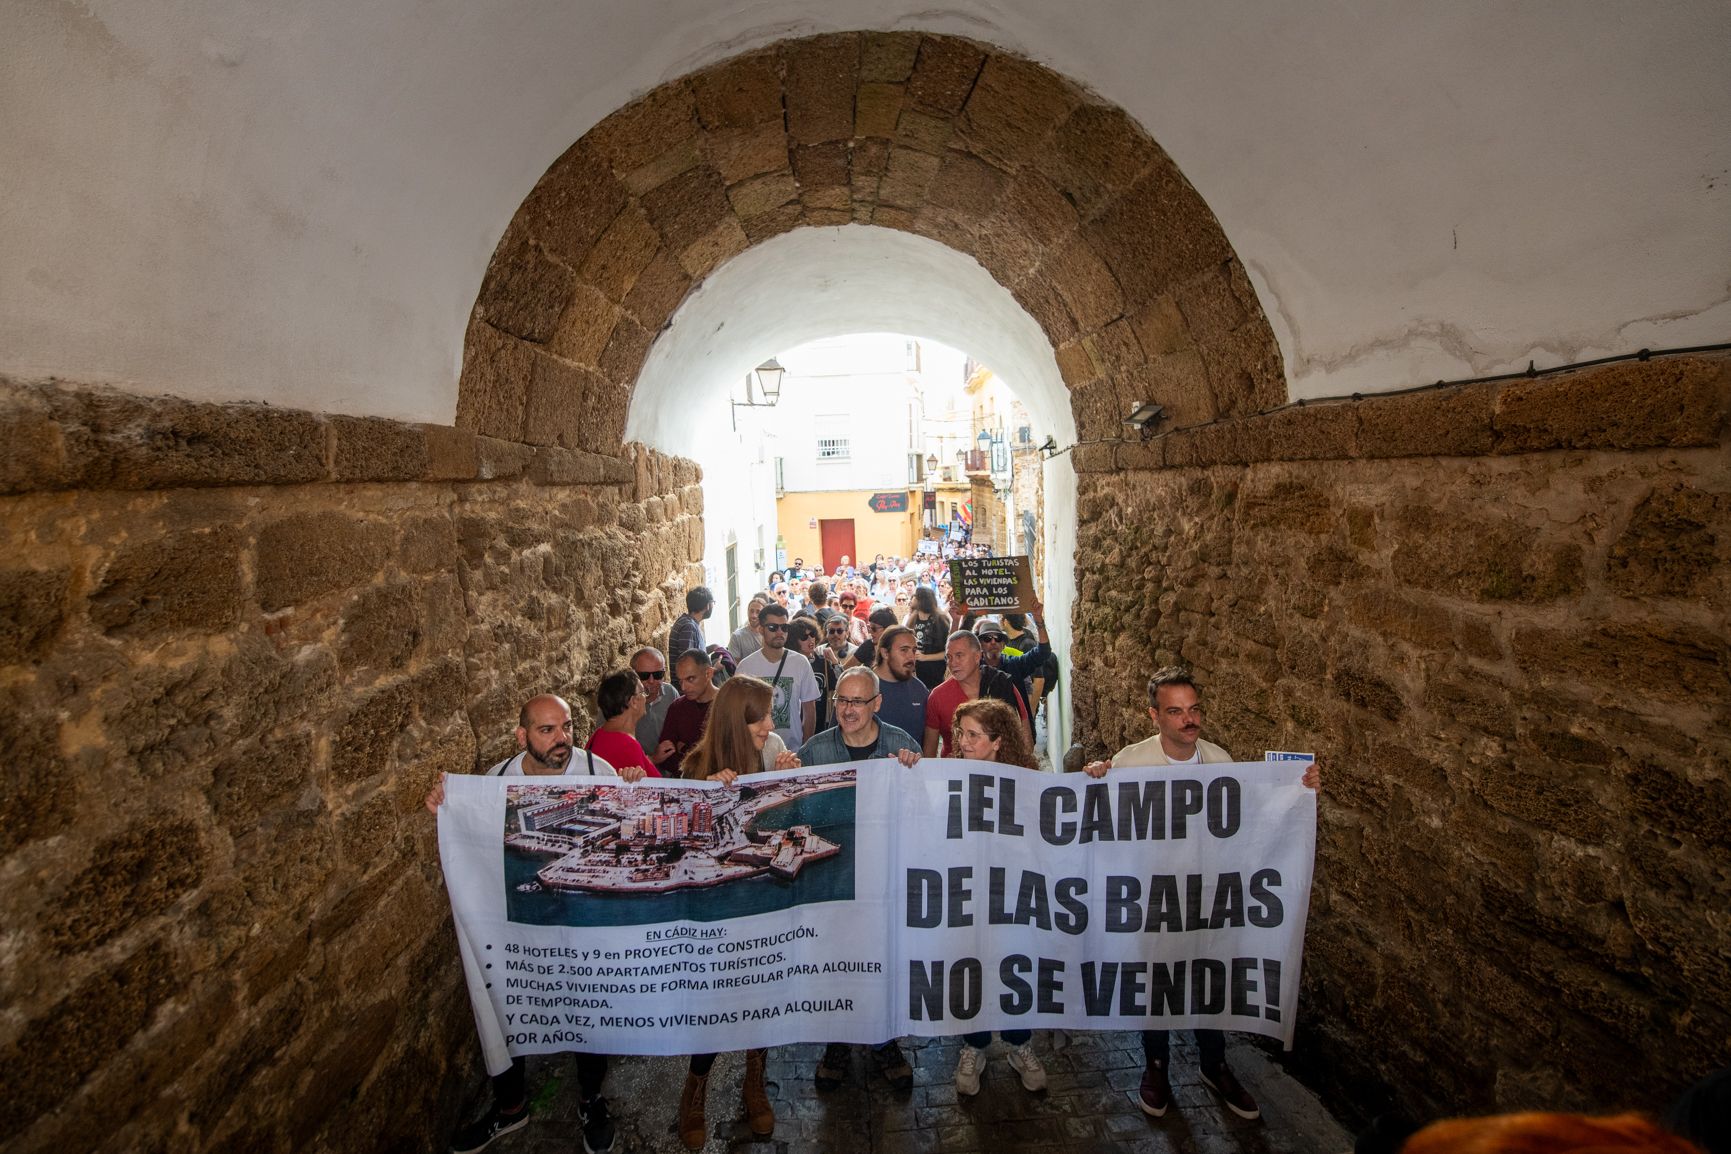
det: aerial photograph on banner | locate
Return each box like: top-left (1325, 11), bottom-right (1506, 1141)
top-left (503, 771), bottom-right (858, 927)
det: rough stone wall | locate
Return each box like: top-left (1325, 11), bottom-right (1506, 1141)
top-left (0, 379), bottom-right (702, 1154)
top-left (458, 32), bottom-right (1284, 460)
top-left (1069, 356), bottom-right (1731, 1118)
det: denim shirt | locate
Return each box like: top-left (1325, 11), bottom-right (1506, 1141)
top-left (796, 721), bottom-right (921, 767)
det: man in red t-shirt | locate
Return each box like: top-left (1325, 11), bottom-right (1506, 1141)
top-left (923, 630), bottom-right (1028, 757)
top-left (654, 647), bottom-right (719, 775)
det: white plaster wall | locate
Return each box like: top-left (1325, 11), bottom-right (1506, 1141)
top-left (3, 1), bottom-right (1727, 419)
top-left (630, 226), bottom-right (1078, 754)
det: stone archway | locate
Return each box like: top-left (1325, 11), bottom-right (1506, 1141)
top-left (454, 31), bottom-right (1284, 458)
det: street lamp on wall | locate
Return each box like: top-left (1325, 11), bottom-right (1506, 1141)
top-left (731, 356), bottom-right (787, 431)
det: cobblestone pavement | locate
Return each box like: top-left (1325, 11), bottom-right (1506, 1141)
top-left (470, 1031), bottom-right (1351, 1154)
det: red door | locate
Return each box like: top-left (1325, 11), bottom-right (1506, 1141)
top-left (819, 519), bottom-right (856, 575)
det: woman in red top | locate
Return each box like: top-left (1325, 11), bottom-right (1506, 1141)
top-left (584, 669), bottom-right (662, 777)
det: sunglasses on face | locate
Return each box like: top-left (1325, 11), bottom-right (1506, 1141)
top-left (762, 623), bottom-right (789, 633)
top-left (979, 633), bottom-right (1007, 643)
top-left (637, 669), bottom-right (666, 681)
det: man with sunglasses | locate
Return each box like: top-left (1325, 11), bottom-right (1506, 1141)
top-left (629, 647), bottom-right (675, 756)
top-left (822, 614), bottom-right (854, 663)
top-left (972, 615), bottom-right (1051, 719)
top-left (796, 667), bottom-right (921, 1093)
top-left (733, 603), bottom-right (819, 748)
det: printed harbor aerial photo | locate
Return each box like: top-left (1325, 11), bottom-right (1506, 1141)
top-left (503, 770), bottom-right (858, 926)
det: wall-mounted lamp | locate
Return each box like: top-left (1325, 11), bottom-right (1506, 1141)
top-left (1124, 401), bottom-right (1165, 440)
top-left (731, 356), bottom-right (787, 431)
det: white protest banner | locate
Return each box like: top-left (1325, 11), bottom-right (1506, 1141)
top-left (438, 759), bottom-right (1314, 1072)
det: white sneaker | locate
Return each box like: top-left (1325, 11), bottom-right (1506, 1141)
top-left (1007, 1043), bottom-right (1047, 1091)
top-left (954, 1045), bottom-right (984, 1096)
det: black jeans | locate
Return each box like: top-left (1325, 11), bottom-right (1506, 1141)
top-left (1141, 1028), bottom-right (1224, 1069)
top-left (494, 1054), bottom-right (608, 1110)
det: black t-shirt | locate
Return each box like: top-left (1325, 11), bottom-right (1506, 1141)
top-left (854, 638), bottom-right (876, 668)
top-left (844, 742), bottom-right (875, 762)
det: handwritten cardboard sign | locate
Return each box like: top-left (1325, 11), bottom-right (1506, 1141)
top-left (948, 555), bottom-right (1036, 611)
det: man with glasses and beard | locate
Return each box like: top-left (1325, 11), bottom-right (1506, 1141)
top-left (426, 692), bottom-right (649, 1154)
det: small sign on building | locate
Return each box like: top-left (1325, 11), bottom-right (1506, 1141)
top-left (868, 491), bottom-right (909, 513)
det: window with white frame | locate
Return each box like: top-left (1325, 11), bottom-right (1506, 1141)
top-left (817, 437), bottom-right (850, 462)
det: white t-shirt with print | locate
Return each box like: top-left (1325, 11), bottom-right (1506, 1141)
top-left (735, 647), bottom-right (820, 748)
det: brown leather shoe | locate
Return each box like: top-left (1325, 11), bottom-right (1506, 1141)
top-left (677, 1071), bottom-right (708, 1150)
top-left (742, 1048), bottom-right (775, 1139)
top-left (1200, 1061), bottom-right (1261, 1120)
top-left (1138, 1059), bottom-right (1172, 1117)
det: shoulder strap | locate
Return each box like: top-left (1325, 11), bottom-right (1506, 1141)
top-left (773, 650), bottom-right (790, 686)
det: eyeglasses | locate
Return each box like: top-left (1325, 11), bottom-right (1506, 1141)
top-left (979, 632), bottom-right (1007, 643)
top-left (833, 694), bottom-right (880, 708)
top-left (762, 623), bottom-right (788, 633)
top-left (636, 669), bottom-right (666, 681)
top-left (827, 627), bottom-right (847, 636)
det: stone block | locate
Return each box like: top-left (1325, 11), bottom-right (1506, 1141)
top-left (256, 511), bottom-right (389, 611)
top-left (209, 732), bottom-right (315, 834)
top-left (704, 122), bottom-right (790, 184)
top-left (1130, 293), bottom-right (1191, 357)
top-left (1042, 103), bottom-right (1159, 217)
top-left (1082, 318), bottom-right (1144, 379)
top-left (1012, 271), bottom-right (1080, 347)
top-left (473, 435), bottom-right (534, 480)
top-left (89, 525), bottom-right (244, 635)
top-left (0, 379), bottom-right (70, 492)
top-left (741, 201), bottom-right (803, 243)
top-left (1071, 441), bottom-right (1117, 473)
top-left (1196, 325), bottom-right (1285, 419)
top-left (577, 203), bottom-right (660, 303)
top-left (907, 204), bottom-right (975, 252)
top-left (1115, 439), bottom-right (1165, 470)
top-left (1174, 261), bottom-right (1249, 345)
top-left (1512, 619), bottom-right (1726, 704)
top-left (1605, 483), bottom-right (1728, 601)
top-left (547, 281), bottom-right (619, 366)
top-left (783, 34), bottom-right (858, 145)
top-left (585, 82), bottom-right (698, 173)
top-left (860, 31), bottom-right (919, 82)
top-left (1357, 385), bottom-right (1496, 458)
top-left (727, 171), bottom-right (799, 220)
top-left (473, 235), bottom-right (574, 343)
top-left (1045, 235), bottom-right (1126, 332)
top-left (339, 582), bottom-right (423, 673)
top-left (877, 147), bottom-right (942, 210)
top-left (422, 425), bottom-right (477, 481)
top-left (852, 136), bottom-right (891, 178)
top-left (972, 220), bottom-right (1041, 287)
top-left (1085, 161), bottom-right (1233, 307)
top-left (56, 388), bottom-right (329, 490)
top-left (620, 136), bottom-right (701, 198)
top-left (856, 81), bottom-right (904, 138)
top-left (0, 940), bottom-right (178, 1138)
top-left (0, 696), bottom-right (73, 852)
top-left (529, 445), bottom-right (609, 485)
top-left (927, 149), bottom-right (1008, 217)
top-left (1054, 341), bottom-right (1096, 390)
top-left (43, 816), bottom-right (207, 952)
top-left (521, 354), bottom-right (602, 449)
top-left (691, 50), bottom-right (783, 130)
top-left (330, 415), bottom-right (430, 481)
top-left (1392, 507), bottom-right (1584, 604)
top-left (1350, 589), bottom-right (1453, 651)
top-left (995, 170), bottom-right (1079, 253)
top-left (579, 378), bottom-right (633, 457)
top-left (598, 318), bottom-right (653, 386)
top-left (1330, 663), bottom-right (1407, 721)
top-left (330, 680), bottom-right (415, 786)
top-left (792, 141), bottom-right (851, 191)
top-left (456, 322), bottom-right (533, 441)
top-left (895, 106), bottom-right (954, 155)
top-left (521, 142), bottom-right (628, 270)
top-left (639, 164), bottom-right (730, 254)
top-left (0, 566), bottom-right (68, 663)
top-left (958, 54), bottom-right (1078, 169)
top-left (1475, 759), bottom-right (1610, 843)
top-left (1070, 378), bottom-right (1122, 443)
top-left (680, 216), bottom-right (751, 278)
top-left (906, 36), bottom-right (984, 115)
top-left (1260, 402), bottom-right (1359, 461)
top-left (1240, 478), bottom-right (1337, 536)
top-left (1493, 357), bottom-right (1727, 453)
top-left (621, 250), bottom-right (692, 333)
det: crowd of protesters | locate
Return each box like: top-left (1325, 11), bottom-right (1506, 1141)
top-left (426, 549), bottom-right (1722, 1154)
